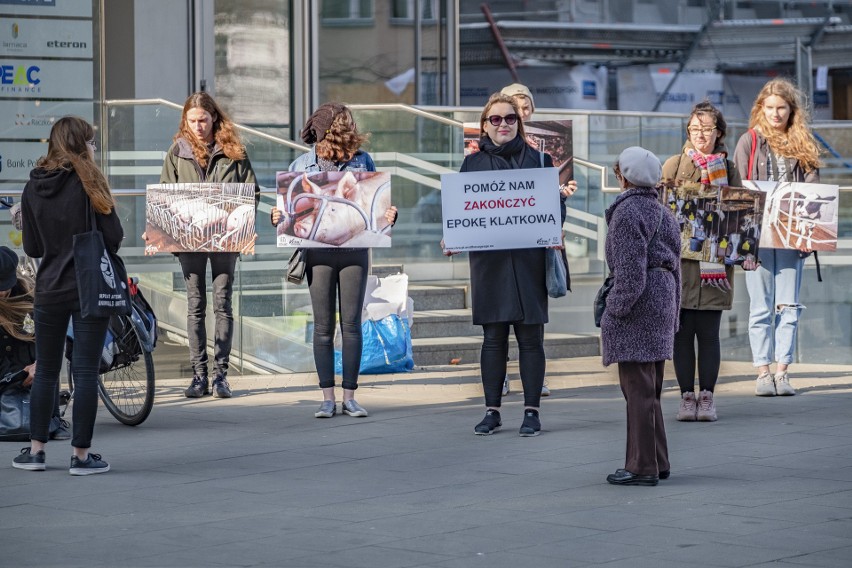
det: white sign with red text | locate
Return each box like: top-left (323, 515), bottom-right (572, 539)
top-left (440, 168), bottom-right (562, 252)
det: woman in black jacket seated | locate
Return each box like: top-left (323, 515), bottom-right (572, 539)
top-left (0, 246), bottom-right (67, 441)
top-left (444, 92), bottom-right (567, 437)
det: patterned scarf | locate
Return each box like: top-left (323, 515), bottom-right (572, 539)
top-left (686, 149), bottom-right (730, 284)
top-left (686, 149), bottom-right (729, 187)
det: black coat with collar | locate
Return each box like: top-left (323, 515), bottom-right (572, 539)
top-left (458, 138), bottom-right (561, 325)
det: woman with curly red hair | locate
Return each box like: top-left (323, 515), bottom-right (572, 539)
top-left (272, 103), bottom-right (397, 419)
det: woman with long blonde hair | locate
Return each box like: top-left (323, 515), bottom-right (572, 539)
top-left (733, 77), bottom-right (821, 397)
top-left (14, 116), bottom-right (123, 474)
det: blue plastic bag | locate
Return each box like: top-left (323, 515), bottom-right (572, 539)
top-left (334, 314), bottom-right (414, 375)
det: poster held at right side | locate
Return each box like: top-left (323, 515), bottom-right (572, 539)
top-left (743, 180), bottom-right (839, 252)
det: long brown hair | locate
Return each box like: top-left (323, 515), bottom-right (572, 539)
top-left (0, 275), bottom-right (34, 342)
top-left (314, 105), bottom-right (368, 163)
top-left (175, 92), bottom-right (246, 169)
top-left (748, 78), bottom-right (821, 172)
top-left (37, 116), bottom-right (115, 214)
top-left (478, 93), bottom-right (527, 141)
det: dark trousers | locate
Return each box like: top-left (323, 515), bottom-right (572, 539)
top-left (673, 309), bottom-right (722, 393)
top-left (617, 360), bottom-right (670, 476)
top-left (178, 252), bottom-right (237, 377)
top-left (307, 249), bottom-right (369, 390)
top-left (30, 303), bottom-right (109, 448)
top-left (481, 322), bottom-right (545, 408)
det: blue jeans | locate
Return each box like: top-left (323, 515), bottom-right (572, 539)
top-left (745, 248), bottom-right (805, 367)
top-left (178, 252), bottom-right (237, 377)
top-left (30, 303), bottom-right (109, 447)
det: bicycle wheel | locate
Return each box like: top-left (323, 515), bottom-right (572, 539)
top-left (97, 315), bottom-right (155, 426)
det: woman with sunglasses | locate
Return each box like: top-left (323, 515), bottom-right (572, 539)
top-left (661, 101), bottom-right (754, 422)
top-left (444, 92), bottom-right (565, 437)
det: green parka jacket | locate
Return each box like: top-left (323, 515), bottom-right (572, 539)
top-left (661, 143), bottom-right (742, 311)
top-left (159, 138), bottom-right (259, 203)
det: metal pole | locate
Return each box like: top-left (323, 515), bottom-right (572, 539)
top-left (480, 3), bottom-right (519, 83)
top-left (415, 0), bottom-right (422, 105)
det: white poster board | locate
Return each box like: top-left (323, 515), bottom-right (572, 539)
top-left (743, 180), bottom-right (840, 252)
top-left (440, 168), bottom-right (562, 252)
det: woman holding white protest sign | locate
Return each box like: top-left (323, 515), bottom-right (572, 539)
top-left (444, 92), bottom-right (569, 437)
top-left (733, 78), bottom-right (820, 397)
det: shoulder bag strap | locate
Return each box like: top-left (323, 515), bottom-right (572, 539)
top-left (747, 128), bottom-right (757, 181)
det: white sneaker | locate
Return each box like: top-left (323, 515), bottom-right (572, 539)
top-left (501, 375), bottom-right (510, 396)
top-left (676, 391), bottom-right (697, 421)
top-left (541, 379), bottom-right (550, 396)
top-left (774, 372), bottom-right (796, 396)
top-left (696, 390), bottom-right (718, 422)
top-left (755, 371), bottom-right (776, 396)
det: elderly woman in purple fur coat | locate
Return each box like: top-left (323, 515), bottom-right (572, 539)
top-left (601, 146), bottom-right (681, 487)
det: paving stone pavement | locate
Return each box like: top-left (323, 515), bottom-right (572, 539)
top-left (2, 356), bottom-right (852, 568)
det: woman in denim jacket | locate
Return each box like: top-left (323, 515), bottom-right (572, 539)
top-left (272, 103), bottom-right (396, 419)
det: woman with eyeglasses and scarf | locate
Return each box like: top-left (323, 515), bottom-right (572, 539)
top-left (443, 92), bottom-right (568, 437)
top-left (661, 101), bottom-right (754, 423)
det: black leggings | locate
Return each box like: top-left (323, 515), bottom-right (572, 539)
top-left (673, 308), bottom-right (722, 393)
top-left (307, 249), bottom-right (369, 390)
top-left (481, 322), bottom-right (545, 408)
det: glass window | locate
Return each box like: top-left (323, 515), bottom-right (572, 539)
top-left (391, 0), bottom-right (438, 22)
top-left (322, 0), bottom-right (373, 22)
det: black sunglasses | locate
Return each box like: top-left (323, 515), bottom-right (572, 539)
top-left (486, 114), bottom-right (518, 127)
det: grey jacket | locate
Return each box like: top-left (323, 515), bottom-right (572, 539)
top-left (732, 130), bottom-right (819, 183)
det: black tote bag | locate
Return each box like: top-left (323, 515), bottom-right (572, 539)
top-left (73, 203), bottom-right (131, 318)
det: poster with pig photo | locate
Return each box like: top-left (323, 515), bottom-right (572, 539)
top-left (145, 183), bottom-right (256, 254)
top-left (742, 180), bottom-right (839, 252)
top-left (659, 180), bottom-right (766, 265)
top-left (275, 171), bottom-right (393, 248)
top-left (463, 120), bottom-right (574, 187)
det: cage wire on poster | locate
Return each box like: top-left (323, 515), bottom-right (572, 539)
top-left (145, 183), bottom-right (256, 254)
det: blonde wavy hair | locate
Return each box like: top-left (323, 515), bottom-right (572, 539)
top-left (314, 106), bottom-right (368, 163)
top-left (749, 78), bottom-right (821, 172)
top-left (0, 275), bottom-right (34, 342)
top-left (478, 93), bottom-right (527, 140)
top-left (37, 116), bottom-right (115, 215)
top-left (175, 92), bottom-right (246, 169)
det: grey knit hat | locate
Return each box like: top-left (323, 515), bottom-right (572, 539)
top-left (617, 146), bottom-right (662, 188)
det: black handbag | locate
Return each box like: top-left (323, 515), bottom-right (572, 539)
top-left (73, 203), bottom-right (131, 318)
top-left (287, 248), bottom-right (306, 285)
top-left (546, 248), bottom-right (568, 298)
top-left (593, 275), bottom-right (615, 328)
top-left (0, 369), bottom-right (31, 441)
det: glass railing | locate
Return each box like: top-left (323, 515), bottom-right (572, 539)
top-left (3, 100), bottom-right (850, 370)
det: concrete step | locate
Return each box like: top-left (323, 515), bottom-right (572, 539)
top-left (409, 284), bottom-right (467, 311)
top-left (412, 332), bottom-right (600, 367)
top-left (412, 309), bottom-right (478, 339)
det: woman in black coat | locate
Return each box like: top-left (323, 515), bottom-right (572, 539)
top-left (445, 92), bottom-right (570, 437)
